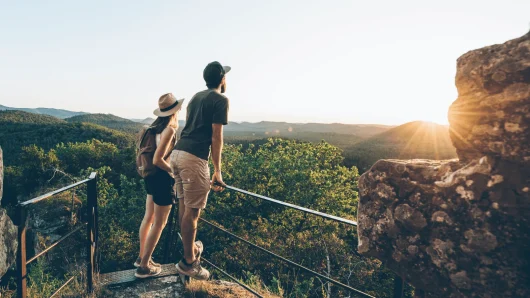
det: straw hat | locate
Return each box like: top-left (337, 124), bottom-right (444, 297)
top-left (153, 93), bottom-right (185, 117)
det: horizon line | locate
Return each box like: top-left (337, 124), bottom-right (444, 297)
top-left (0, 103), bottom-right (449, 126)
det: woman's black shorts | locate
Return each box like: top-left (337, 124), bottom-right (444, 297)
top-left (144, 170), bottom-right (175, 206)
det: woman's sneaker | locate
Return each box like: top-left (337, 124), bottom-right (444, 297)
top-left (176, 259), bottom-right (210, 281)
top-left (135, 264), bottom-right (162, 279)
top-left (134, 257), bottom-right (161, 268)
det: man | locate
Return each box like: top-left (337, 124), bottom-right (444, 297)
top-left (172, 61), bottom-right (230, 280)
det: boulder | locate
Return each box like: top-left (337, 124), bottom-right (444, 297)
top-left (448, 31), bottom-right (530, 165)
top-left (0, 208), bottom-right (17, 278)
top-left (358, 32), bottom-right (530, 298)
top-left (358, 158), bottom-right (530, 297)
top-left (0, 147), bottom-right (17, 278)
top-left (0, 147), bottom-right (3, 201)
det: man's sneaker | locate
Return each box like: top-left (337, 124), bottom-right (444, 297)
top-left (135, 264), bottom-right (162, 279)
top-left (195, 241), bottom-right (204, 260)
top-left (134, 257), bottom-right (161, 268)
top-left (176, 259), bottom-right (210, 281)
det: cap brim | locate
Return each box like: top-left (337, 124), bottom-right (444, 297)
top-left (153, 98), bottom-right (185, 117)
top-left (223, 66), bottom-right (231, 74)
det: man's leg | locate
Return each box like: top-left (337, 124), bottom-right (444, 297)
top-left (178, 197), bottom-right (185, 229)
top-left (181, 206), bottom-right (201, 264)
top-left (173, 152), bottom-right (187, 232)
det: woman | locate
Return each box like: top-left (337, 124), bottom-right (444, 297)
top-left (135, 93), bottom-right (184, 278)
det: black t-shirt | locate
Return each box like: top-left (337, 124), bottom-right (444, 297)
top-left (175, 89), bottom-right (229, 160)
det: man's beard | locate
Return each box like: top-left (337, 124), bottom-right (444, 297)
top-left (221, 83), bottom-right (226, 93)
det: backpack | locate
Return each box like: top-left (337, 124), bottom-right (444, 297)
top-left (136, 127), bottom-right (158, 178)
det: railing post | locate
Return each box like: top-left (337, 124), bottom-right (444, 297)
top-left (393, 275), bottom-right (404, 298)
top-left (163, 204), bottom-right (177, 263)
top-left (15, 204), bottom-right (27, 298)
top-left (94, 175), bottom-right (99, 267)
top-left (86, 172), bottom-right (97, 294)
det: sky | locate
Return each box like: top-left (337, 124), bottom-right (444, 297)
top-left (0, 1), bottom-right (529, 125)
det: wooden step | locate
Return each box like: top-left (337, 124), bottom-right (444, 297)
top-left (99, 264), bottom-right (179, 286)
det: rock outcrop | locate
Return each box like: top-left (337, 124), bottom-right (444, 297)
top-left (0, 208), bottom-right (17, 278)
top-left (103, 276), bottom-right (184, 298)
top-left (103, 277), bottom-right (260, 298)
top-left (0, 147), bottom-right (18, 278)
top-left (358, 32), bottom-right (530, 298)
top-left (0, 147), bottom-right (3, 202)
top-left (448, 31), bottom-right (530, 165)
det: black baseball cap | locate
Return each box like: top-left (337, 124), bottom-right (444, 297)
top-left (203, 61), bottom-right (231, 86)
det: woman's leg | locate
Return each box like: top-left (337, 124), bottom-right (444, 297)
top-left (140, 203), bottom-right (172, 267)
top-left (139, 195), bottom-right (155, 258)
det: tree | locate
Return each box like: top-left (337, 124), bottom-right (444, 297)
top-left (195, 139), bottom-right (387, 297)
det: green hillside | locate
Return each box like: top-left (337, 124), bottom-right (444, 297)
top-left (66, 113), bottom-right (145, 134)
top-left (224, 130), bottom-right (364, 149)
top-left (344, 121), bottom-right (457, 171)
top-left (0, 111), bottom-right (134, 165)
top-left (225, 121), bottom-right (391, 137)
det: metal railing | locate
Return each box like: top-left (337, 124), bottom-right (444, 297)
top-left (178, 183), bottom-right (406, 298)
top-left (221, 184), bottom-right (358, 226)
top-left (6, 171), bottom-right (410, 297)
top-left (200, 218), bottom-right (373, 298)
top-left (14, 172), bottom-right (98, 298)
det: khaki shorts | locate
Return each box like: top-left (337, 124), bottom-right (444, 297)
top-left (170, 150), bottom-right (210, 209)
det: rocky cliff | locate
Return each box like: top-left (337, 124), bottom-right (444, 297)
top-left (103, 276), bottom-right (261, 298)
top-left (0, 147), bottom-right (18, 278)
top-left (0, 147), bottom-right (3, 201)
top-left (357, 32), bottom-right (530, 298)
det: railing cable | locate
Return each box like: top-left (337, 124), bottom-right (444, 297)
top-left (49, 266), bottom-right (85, 298)
top-left (49, 275), bottom-right (76, 298)
top-left (201, 258), bottom-right (264, 298)
top-left (26, 223), bottom-right (87, 265)
top-left (218, 184), bottom-right (358, 226)
top-left (200, 218), bottom-right (374, 298)
top-left (21, 178), bottom-right (91, 206)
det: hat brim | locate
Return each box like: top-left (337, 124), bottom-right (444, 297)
top-left (153, 98), bottom-right (185, 117)
top-left (223, 66), bottom-right (231, 74)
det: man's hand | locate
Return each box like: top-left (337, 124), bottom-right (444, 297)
top-left (211, 171), bottom-right (226, 192)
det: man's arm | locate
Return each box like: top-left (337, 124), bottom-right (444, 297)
top-left (211, 123), bottom-right (225, 191)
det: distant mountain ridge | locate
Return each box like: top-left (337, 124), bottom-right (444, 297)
top-left (344, 121), bottom-right (456, 171)
top-left (0, 104), bottom-right (86, 119)
top-left (66, 113), bottom-right (145, 134)
top-left (224, 121), bottom-right (391, 137)
top-left (2, 104), bottom-right (393, 137)
top-left (130, 118), bottom-right (155, 125)
top-left (0, 108), bottom-right (457, 172)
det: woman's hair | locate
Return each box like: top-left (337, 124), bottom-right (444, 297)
top-left (151, 113), bottom-right (178, 134)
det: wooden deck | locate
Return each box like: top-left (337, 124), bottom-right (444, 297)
top-left (99, 264), bottom-right (185, 286)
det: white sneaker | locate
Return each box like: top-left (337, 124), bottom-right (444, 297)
top-left (176, 259), bottom-right (210, 281)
